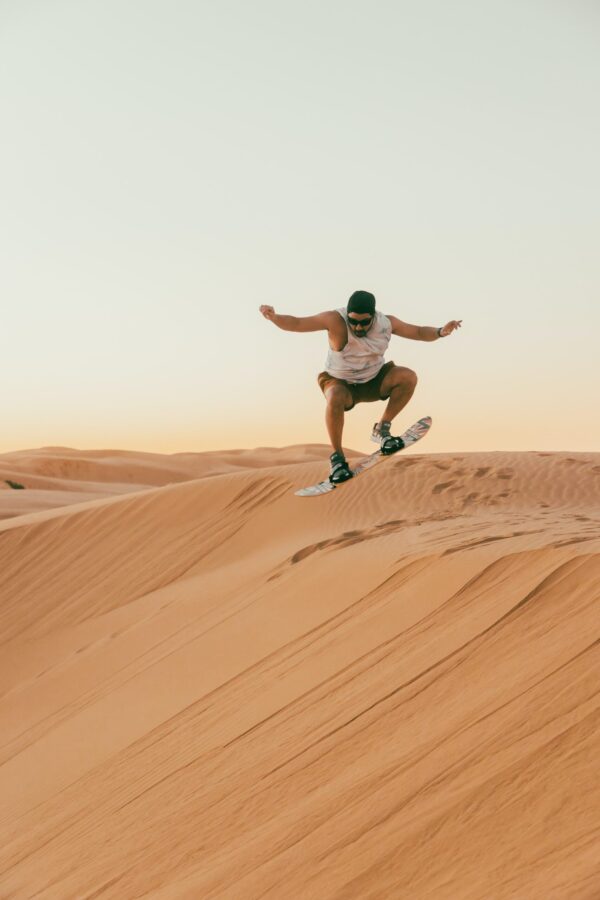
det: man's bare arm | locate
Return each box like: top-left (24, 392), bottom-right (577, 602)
top-left (259, 305), bottom-right (338, 333)
top-left (388, 315), bottom-right (462, 342)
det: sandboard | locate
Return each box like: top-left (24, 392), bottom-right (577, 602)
top-left (295, 416), bottom-right (432, 497)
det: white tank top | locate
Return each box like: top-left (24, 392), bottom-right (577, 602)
top-left (324, 308), bottom-right (392, 383)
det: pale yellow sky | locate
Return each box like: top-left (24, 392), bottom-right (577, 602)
top-left (1, 0), bottom-right (599, 454)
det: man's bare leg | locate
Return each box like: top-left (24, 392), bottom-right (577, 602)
top-left (378, 367), bottom-right (418, 426)
top-left (325, 385), bottom-right (353, 454)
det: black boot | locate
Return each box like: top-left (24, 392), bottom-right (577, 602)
top-left (329, 451), bottom-right (354, 483)
top-left (371, 421), bottom-right (405, 455)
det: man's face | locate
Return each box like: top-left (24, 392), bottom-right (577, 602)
top-left (348, 312), bottom-right (374, 337)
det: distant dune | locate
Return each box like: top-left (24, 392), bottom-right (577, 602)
top-left (0, 446), bottom-right (599, 898)
top-left (0, 444), bottom-right (359, 520)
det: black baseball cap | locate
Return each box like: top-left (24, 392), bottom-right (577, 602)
top-left (347, 290), bottom-right (375, 316)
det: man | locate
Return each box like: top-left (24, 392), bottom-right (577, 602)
top-left (259, 290), bottom-right (462, 483)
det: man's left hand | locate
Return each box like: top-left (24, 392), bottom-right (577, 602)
top-left (440, 320), bottom-right (462, 337)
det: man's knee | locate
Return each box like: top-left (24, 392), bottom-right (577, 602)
top-left (393, 368), bottom-right (418, 389)
top-left (325, 385), bottom-right (352, 409)
top-left (382, 368), bottom-right (417, 400)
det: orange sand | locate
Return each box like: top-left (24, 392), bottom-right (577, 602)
top-left (0, 445), bottom-right (599, 898)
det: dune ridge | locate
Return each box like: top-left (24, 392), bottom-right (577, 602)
top-left (0, 448), bottom-right (599, 898)
top-left (0, 444), bottom-right (358, 521)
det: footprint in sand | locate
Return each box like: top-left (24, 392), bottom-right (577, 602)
top-left (291, 540), bottom-right (330, 564)
top-left (433, 481), bottom-right (455, 494)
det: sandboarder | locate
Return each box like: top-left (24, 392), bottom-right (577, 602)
top-left (259, 290), bottom-right (462, 483)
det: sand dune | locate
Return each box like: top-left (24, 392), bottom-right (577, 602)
top-left (0, 444), bottom-right (354, 520)
top-left (0, 447), bottom-right (599, 898)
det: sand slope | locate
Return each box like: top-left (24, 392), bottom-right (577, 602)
top-left (0, 448), bottom-right (599, 898)
top-left (0, 444), bottom-right (353, 520)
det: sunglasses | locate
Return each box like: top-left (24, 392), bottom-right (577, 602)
top-left (348, 316), bottom-right (373, 328)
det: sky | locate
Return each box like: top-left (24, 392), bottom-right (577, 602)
top-left (1, 0), bottom-right (599, 454)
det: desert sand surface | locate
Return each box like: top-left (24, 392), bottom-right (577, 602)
top-left (0, 444), bottom-right (353, 520)
top-left (0, 445), bottom-right (599, 898)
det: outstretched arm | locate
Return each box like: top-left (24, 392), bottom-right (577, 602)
top-left (259, 305), bottom-right (338, 333)
top-left (388, 315), bottom-right (462, 342)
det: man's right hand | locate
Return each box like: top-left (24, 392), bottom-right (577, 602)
top-left (259, 305), bottom-right (276, 321)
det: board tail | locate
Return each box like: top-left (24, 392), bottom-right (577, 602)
top-left (401, 415), bottom-right (432, 447)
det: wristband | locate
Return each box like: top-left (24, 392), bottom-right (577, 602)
top-left (437, 327), bottom-right (445, 337)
